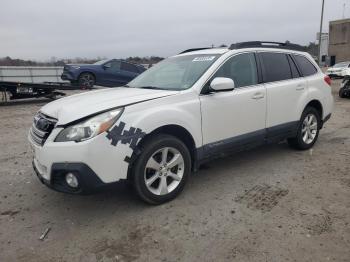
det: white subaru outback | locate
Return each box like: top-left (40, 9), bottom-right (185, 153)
top-left (29, 41), bottom-right (333, 204)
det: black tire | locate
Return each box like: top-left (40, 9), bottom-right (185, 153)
top-left (78, 72), bottom-right (95, 89)
top-left (287, 107), bottom-right (321, 150)
top-left (131, 134), bottom-right (191, 205)
top-left (339, 87), bottom-right (346, 98)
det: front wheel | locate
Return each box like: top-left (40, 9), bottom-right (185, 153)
top-left (78, 73), bottom-right (95, 89)
top-left (288, 107), bottom-right (321, 150)
top-left (131, 135), bottom-right (191, 204)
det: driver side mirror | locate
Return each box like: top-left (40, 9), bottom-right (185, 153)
top-left (210, 77), bottom-right (235, 92)
top-left (103, 64), bottom-right (111, 70)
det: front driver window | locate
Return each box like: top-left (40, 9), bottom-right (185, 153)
top-left (104, 61), bottom-right (121, 72)
top-left (213, 53), bottom-right (258, 88)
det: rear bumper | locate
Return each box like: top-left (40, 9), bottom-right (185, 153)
top-left (321, 113), bottom-right (332, 129)
top-left (323, 113), bottom-right (331, 123)
top-left (33, 160), bottom-right (109, 194)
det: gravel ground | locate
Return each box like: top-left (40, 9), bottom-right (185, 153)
top-left (0, 81), bottom-right (349, 262)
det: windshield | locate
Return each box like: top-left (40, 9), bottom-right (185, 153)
top-left (127, 54), bottom-right (220, 90)
top-left (333, 62), bottom-right (349, 68)
top-left (94, 59), bottom-right (109, 65)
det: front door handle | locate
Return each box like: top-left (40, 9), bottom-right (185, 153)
top-left (252, 92), bottom-right (264, 100)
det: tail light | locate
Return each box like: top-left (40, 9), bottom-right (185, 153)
top-left (324, 75), bottom-right (331, 86)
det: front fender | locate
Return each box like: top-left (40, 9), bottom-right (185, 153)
top-left (78, 70), bottom-right (96, 78)
top-left (119, 91), bottom-right (202, 148)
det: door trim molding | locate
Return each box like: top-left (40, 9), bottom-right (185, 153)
top-left (196, 120), bottom-right (299, 164)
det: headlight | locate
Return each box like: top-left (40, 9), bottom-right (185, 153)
top-left (71, 66), bottom-right (80, 70)
top-left (55, 108), bottom-right (124, 142)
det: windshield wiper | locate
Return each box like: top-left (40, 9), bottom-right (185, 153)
top-left (138, 86), bottom-right (165, 90)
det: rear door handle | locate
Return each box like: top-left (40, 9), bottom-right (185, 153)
top-left (296, 84), bottom-right (305, 91)
top-left (252, 92), bottom-right (264, 100)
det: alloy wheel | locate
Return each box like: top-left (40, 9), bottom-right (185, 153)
top-left (80, 74), bottom-right (94, 88)
top-left (144, 147), bottom-right (185, 196)
top-left (301, 113), bottom-right (318, 144)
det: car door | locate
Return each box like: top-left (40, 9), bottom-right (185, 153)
top-left (258, 52), bottom-right (307, 140)
top-left (199, 52), bottom-right (267, 158)
top-left (100, 60), bottom-right (124, 86)
top-left (119, 62), bottom-right (141, 83)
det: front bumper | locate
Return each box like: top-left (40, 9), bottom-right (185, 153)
top-left (29, 123), bottom-right (133, 192)
top-left (33, 160), bottom-right (107, 194)
top-left (61, 71), bottom-right (78, 81)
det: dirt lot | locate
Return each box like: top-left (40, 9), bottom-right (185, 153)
top-left (0, 81), bottom-right (349, 262)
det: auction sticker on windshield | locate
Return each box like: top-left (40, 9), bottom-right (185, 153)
top-left (192, 56), bottom-right (216, 62)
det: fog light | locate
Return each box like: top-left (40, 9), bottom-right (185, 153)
top-left (65, 173), bottom-right (79, 188)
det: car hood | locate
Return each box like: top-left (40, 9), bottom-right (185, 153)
top-left (40, 87), bottom-right (178, 125)
top-left (66, 63), bottom-right (93, 66)
top-left (65, 64), bottom-right (97, 69)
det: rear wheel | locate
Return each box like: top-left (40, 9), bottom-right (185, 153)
top-left (131, 135), bottom-right (191, 204)
top-left (288, 107), bottom-right (321, 150)
top-left (78, 73), bottom-right (95, 89)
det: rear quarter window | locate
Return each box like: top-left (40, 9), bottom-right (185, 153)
top-left (287, 55), bottom-right (301, 78)
top-left (293, 55), bottom-right (318, 77)
top-left (138, 66), bottom-right (146, 73)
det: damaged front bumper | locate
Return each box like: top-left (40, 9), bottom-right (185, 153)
top-left (32, 160), bottom-right (108, 194)
top-left (29, 123), bottom-right (133, 194)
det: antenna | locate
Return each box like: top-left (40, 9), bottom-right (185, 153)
top-left (343, 3), bottom-right (346, 19)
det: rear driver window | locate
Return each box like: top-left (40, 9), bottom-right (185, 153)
top-left (293, 55), bottom-right (318, 76)
top-left (260, 52), bottom-right (292, 82)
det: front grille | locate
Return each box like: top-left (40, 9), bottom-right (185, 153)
top-left (30, 113), bottom-right (57, 146)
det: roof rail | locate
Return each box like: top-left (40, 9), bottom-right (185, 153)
top-left (179, 47), bottom-right (212, 54)
top-left (229, 41), bottom-right (305, 52)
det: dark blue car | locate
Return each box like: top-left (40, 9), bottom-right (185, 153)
top-left (61, 59), bottom-right (146, 88)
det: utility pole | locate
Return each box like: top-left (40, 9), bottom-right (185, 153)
top-left (318, 0), bottom-right (325, 65)
top-left (343, 3), bottom-right (346, 19)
